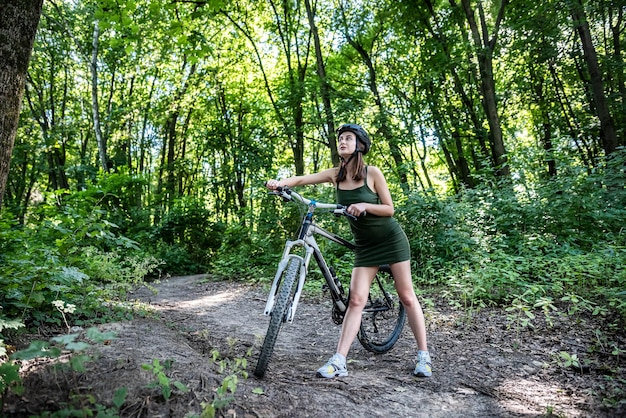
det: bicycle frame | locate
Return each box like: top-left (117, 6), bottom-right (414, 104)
top-left (263, 188), bottom-right (355, 323)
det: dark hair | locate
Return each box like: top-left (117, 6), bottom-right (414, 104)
top-left (336, 152), bottom-right (366, 183)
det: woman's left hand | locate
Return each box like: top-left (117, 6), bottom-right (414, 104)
top-left (347, 203), bottom-right (367, 217)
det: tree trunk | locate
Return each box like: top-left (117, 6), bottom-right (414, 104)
top-left (459, 0), bottom-right (510, 177)
top-left (165, 108), bottom-right (179, 205)
top-left (305, 0), bottom-right (339, 166)
top-left (344, 35), bottom-right (410, 192)
top-left (424, 3), bottom-right (491, 174)
top-left (610, 7), bottom-right (625, 147)
top-left (140, 71), bottom-right (158, 175)
top-left (529, 64), bottom-right (557, 177)
top-left (223, 8), bottom-right (304, 176)
top-left (570, 0), bottom-right (618, 155)
top-left (25, 68), bottom-right (71, 192)
top-left (0, 0), bottom-right (44, 210)
top-left (267, 0), bottom-right (308, 176)
top-left (165, 62), bottom-right (196, 207)
top-left (549, 62), bottom-right (594, 167)
top-left (90, 20), bottom-right (109, 172)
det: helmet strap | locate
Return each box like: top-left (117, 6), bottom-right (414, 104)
top-left (339, 147), bottom-right (362, 165)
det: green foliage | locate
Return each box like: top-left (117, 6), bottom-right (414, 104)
top-left (149, 197), bottom-right (226, 274)
top-left (399, 192), bottom-right (476, 275)
top-left (0, 199), bottom-right (161, 327)
top-left (11, 328), bottom-right (117, 363)
top-left (142, 359), bottom-right (189, 401)
top-left (66, 170), bottom-right (151, 237)
top-left (0, 317), bottom-right (24, 357)
top-left (210, 221), bottom-right (278, 281)
top-left (4, 327), bottom-right (119, 417)
top-left (401, 153), bottom-right (626, 324)
top-left (554, 351), bottom-right (590, 374)
top-left (0, 361), bottom-right (23, 412)
top-left (195, 347), bottom-right (251, 418)
top-left (0, 317), bottom-right (25, 411)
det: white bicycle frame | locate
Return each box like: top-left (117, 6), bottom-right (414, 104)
top-left (262, 189), bottom-right (353, 323)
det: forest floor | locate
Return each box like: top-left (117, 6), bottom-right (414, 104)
top-left (4, 274), bottom-right (626, 417)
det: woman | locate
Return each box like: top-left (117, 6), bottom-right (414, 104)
top-left (265, 124), bottom-right (431, 378)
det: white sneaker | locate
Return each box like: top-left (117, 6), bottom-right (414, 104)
top-left (414, 350), bottom-right (432, 377)
top-left (316, 354), bottom-right (348, 378)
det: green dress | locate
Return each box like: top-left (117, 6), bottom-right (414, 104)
top-left (336, 172), bottom-right (411, 267)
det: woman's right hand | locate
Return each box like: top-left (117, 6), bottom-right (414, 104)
top-left (266, 179), bottom-right (281, 190)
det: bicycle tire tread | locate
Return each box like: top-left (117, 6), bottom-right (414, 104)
top-left (254, 257), bottom-right (300, 378)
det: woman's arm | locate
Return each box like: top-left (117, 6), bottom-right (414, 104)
top-left (266, 167), bottom-right (337, 190)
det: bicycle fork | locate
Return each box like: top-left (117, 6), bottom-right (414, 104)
top-left (263, 239), bottom-right (313, 323)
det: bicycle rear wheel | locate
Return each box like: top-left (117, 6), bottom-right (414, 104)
top-left (357, 265), bottom-right (406, 353)
top-left (254, 257), bottom-right (300, 378)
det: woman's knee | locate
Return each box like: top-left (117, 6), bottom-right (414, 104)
top-left (397, 289), bottom-right (418, 308)
top-left (348, 292), bottom-right (368, 308)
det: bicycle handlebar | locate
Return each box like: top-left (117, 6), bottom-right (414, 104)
top-left (269, 186), bottom-right (358, 220)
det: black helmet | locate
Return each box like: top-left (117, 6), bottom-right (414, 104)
top-left (337, 124), bottom-right (371, 155)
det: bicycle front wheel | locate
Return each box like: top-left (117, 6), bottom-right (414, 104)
top-left (254, 257), bottom-right (300, 378)
top-left (357, 265), bottom-right (406, 353)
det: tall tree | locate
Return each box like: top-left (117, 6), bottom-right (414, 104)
top-left (569, 0), bottom-right (618, 155)
top-left (305, 0), bottom-right (339, 166)
top-left (0, 0), bottom-right (44, 210)
top-left (90, 19), bottom-right (109, 172)
top-left (267, 0), bottom-right (311, 176)
top-left (456, 0), bottom-right (510, 177)
top-left (338, 2), bottom-right (410, 192)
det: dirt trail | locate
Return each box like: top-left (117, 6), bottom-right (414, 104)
top-left (6, 274), bottom-right (625, 417)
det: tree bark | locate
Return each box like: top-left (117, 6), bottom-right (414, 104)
top-left (0, 0), bottom-right (44, 210)
top-left (610, 7), bottom-right (625, 144)
top-left (570, 0), bottom-right (618, 155)
top-left (304, 0), bottom-right (339, 166)
top-left (91, 20), bottom-right (109, 172)
top-left (165, 62), bottom-right (196, 207)
top-left (459, 0), bottom-right (510, 177)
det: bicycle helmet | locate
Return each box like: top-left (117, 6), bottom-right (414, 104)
top-left (337, 124), bottom-right (371, 155)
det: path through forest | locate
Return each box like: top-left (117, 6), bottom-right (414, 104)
top-left (6, 274), bottom-right (625, 417)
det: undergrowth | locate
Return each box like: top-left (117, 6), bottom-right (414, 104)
top-left (1, 153), bottom-right (625, 414)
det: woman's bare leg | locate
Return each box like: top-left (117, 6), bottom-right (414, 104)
top-left (390, 261), bottom-right (428, 351)
top-left (336, 266), bottom-right (377, 357)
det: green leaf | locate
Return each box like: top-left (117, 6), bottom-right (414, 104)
top-left (252, 387), bottom-right (264, 395)
top-left (51, 333), bottom-right (80, 345)
top-left (65, 341), bottom-right (91, 351)
top-left (0, 362), bottom-right (22, 387)
top-left (174, 381), bottom-right (189, 393)
top-left (158, 373), bottom-right (170, 387)
top-left (86, 327), bottom-right (117, 343)
top-left (161, 384), bottom-right (172, 400)
top-left (58, 266), bottom-right (88, 283)
top-left (0, 317), bottom-right (25, 333)
top-left (207, 0), bottom-right (225, 11)
top-left (70, 354), bottom-right (91, 372)
top-left (113, 387), bottom-right (128, 409)
top-left (11, 340), bottom-right (61, 360)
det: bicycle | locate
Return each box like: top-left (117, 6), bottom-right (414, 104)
top-left (254, 186), bottom-right (407, 378)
